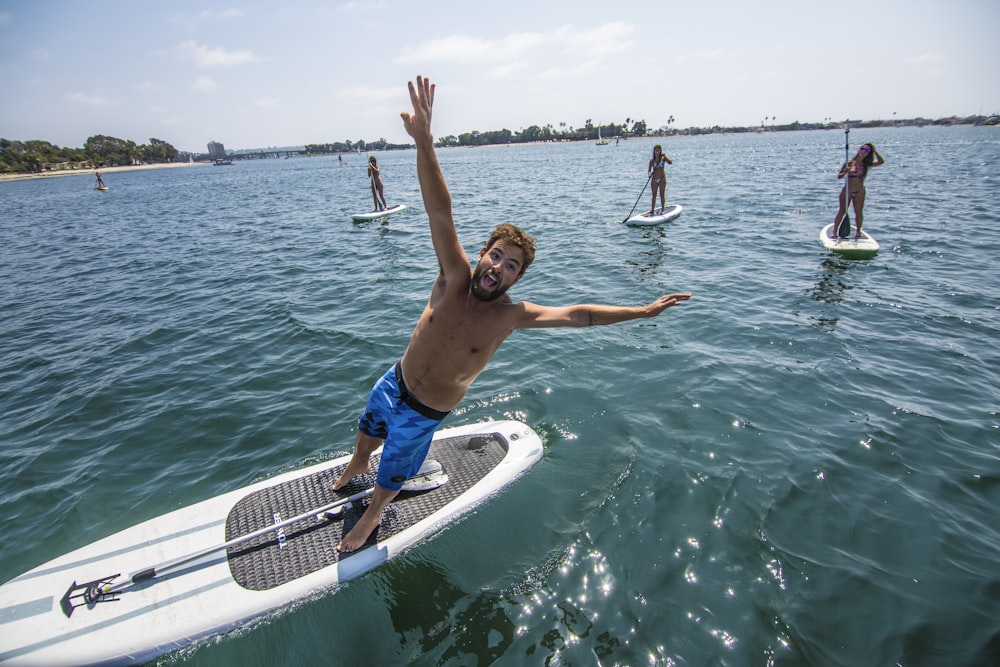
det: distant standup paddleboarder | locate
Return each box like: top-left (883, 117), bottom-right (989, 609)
top-left (648, 144), bottom-right (673, 215)
top-left (95, 172), bottom-right (106, 189)
top-left (333, 75), bottom-right (692, 553)
top-left (368, 155), bottom-right (387, 211)
top-left (832, 142), bottom-right (884, 238)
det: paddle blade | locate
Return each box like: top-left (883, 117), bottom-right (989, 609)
top-left (838, 215), bottom-right (851, 238)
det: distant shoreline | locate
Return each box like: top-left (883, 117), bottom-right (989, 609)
top-left (0, 161), bottom-right (207, 183)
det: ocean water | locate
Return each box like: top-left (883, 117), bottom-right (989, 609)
top-left (1, 126), bottom-right (998, 666)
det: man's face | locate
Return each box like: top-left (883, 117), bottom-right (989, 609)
top-left (471, 241), bottom-right (524, 301)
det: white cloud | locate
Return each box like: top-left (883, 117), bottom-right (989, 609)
top-left (398, 34), bottom-right (508, 63)
top-left (901, 52), bottom-right (946, 77)
top-left (176, 40), bottom-right (260, 68)
top-left (551, 22), bottom-right (633, 57)
top-left (338, 1), bottom-right (386, 9)
top-left (136, 80), bottom-right (164, 92)
top-left (336, 85), bottom-right (400, 102)
top-left (66, 92), bottom-right (110, 107)
top-left (396, 23), bottom-right (633, 67)
top-left (536, 58), bottom-right (606, 81)
top-left (150, 107), bottom-right (184, 126)
top-left (672, 48), bottom-right (726, 64)
top-left (254, 97), bottom-right (279, 108)
top-left (172, 9), bottom-right (244, 30)
top-left (903, 53), bottom-right (945, 65)
top-left (0, 12), bottom-right (10, 27)
top-left (733, 70), bottom-right (779, 83)
top-left (192, 75), bottom-right (218, 92)
top-left (486, 61), bottom-right (530, 79)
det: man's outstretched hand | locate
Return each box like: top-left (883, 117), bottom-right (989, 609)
top-left (401, 75), bottom-right (435, 141)
top-left (647, 293), bottom-right (692, 317)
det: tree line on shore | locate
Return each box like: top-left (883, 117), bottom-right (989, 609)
top-left (440, 117), bottom-right (651, 147)
top-left (4, 113), bottom-right (994, 173)
top-left (305, 118), bottom-right (652, 155)
top-left (0, 135), bottom-right (180, 174)
top-left (303, 113), bottom-right (994, 156)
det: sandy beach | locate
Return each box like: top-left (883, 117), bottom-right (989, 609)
top-left (0, 161), bottom-right (207, 183)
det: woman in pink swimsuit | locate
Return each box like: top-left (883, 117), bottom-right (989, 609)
top-left (832, 142), bottom-right (884, 237)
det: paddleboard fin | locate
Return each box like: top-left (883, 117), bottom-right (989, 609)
top-left (60, 574), bottom-right (119, 617)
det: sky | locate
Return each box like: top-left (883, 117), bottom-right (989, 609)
top-left (1, 0), bottom-right (997, 154)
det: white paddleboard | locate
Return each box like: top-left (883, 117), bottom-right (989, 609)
top-left (351, 203), bottom-right (407, 221)
top-left (625, 204), bottom-right (683, 226)
top-left (819, 223), bottom-right (879, 259)
top-left (0, 420), bottom-right (542, 666)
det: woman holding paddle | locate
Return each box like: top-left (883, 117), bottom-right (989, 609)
top-left (368, 155), bottom-right (388, 211)
top-left (648, 144), bottom-right (673, 215)
top-left (832, 142), bottom-right (884, 238)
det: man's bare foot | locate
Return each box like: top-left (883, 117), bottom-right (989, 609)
top-left (336, 512), bottom-right (380, 552)
top-left (333, 456), bottom-right (370, 491)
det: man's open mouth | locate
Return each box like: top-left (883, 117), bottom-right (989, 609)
top-left (480, 273), bottom-right (498, 290)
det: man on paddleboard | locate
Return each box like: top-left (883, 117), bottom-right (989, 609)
top-left (333, 75), bottom-right (692, 552)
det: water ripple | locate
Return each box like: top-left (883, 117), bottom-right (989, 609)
top-left (1, 127), bottom-right (999, 665)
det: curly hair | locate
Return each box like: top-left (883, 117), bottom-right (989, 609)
top-left (482, 222), bottom-right (535, 277)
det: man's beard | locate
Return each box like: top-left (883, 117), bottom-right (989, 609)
top-left (470, 264), bottom-right (509, 302)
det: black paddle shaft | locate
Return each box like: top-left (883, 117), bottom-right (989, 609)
top-left (838, 128), bottom-right (851, 238)
top-left (622, 173), bottom-right (653, 223)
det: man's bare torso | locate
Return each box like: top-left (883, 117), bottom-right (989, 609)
top-left (399, 269), bottom-right (518, 412)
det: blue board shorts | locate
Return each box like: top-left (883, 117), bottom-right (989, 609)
top-left (358, 361), bottom-right (449, 491)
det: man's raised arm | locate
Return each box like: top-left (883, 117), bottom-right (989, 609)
top-left (401, 76), bottom-right (467, 278)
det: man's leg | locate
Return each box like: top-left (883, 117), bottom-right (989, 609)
top-left (337, 483), bottom-right (398, 552)
top-left (333, 431), bottom-right (381, 491)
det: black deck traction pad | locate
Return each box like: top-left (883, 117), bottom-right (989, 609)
top-left (225, 431), bottom-right (508, 591)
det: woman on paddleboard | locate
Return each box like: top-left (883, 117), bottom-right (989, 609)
top-left (648, 145), bottom-right (673, 215)
top-left (832, 142), bottom-right (884, 237)
top-left (368, 156), bottom-right (388, 211)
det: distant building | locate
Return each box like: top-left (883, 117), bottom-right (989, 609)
top-left (207, 141), bottom-right (226, 160)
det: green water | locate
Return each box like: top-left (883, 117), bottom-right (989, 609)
top-left (1, 126), bottom-right (998, 666)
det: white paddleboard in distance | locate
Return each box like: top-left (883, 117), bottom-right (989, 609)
top-left (0, 420), bottom-right (542, 666)
top-left (351, 203), bottom-right (407, 221)
top-left (819, 223), bottom-right (879, 259)
top-left (625, 204), bottom-right (683, 226)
